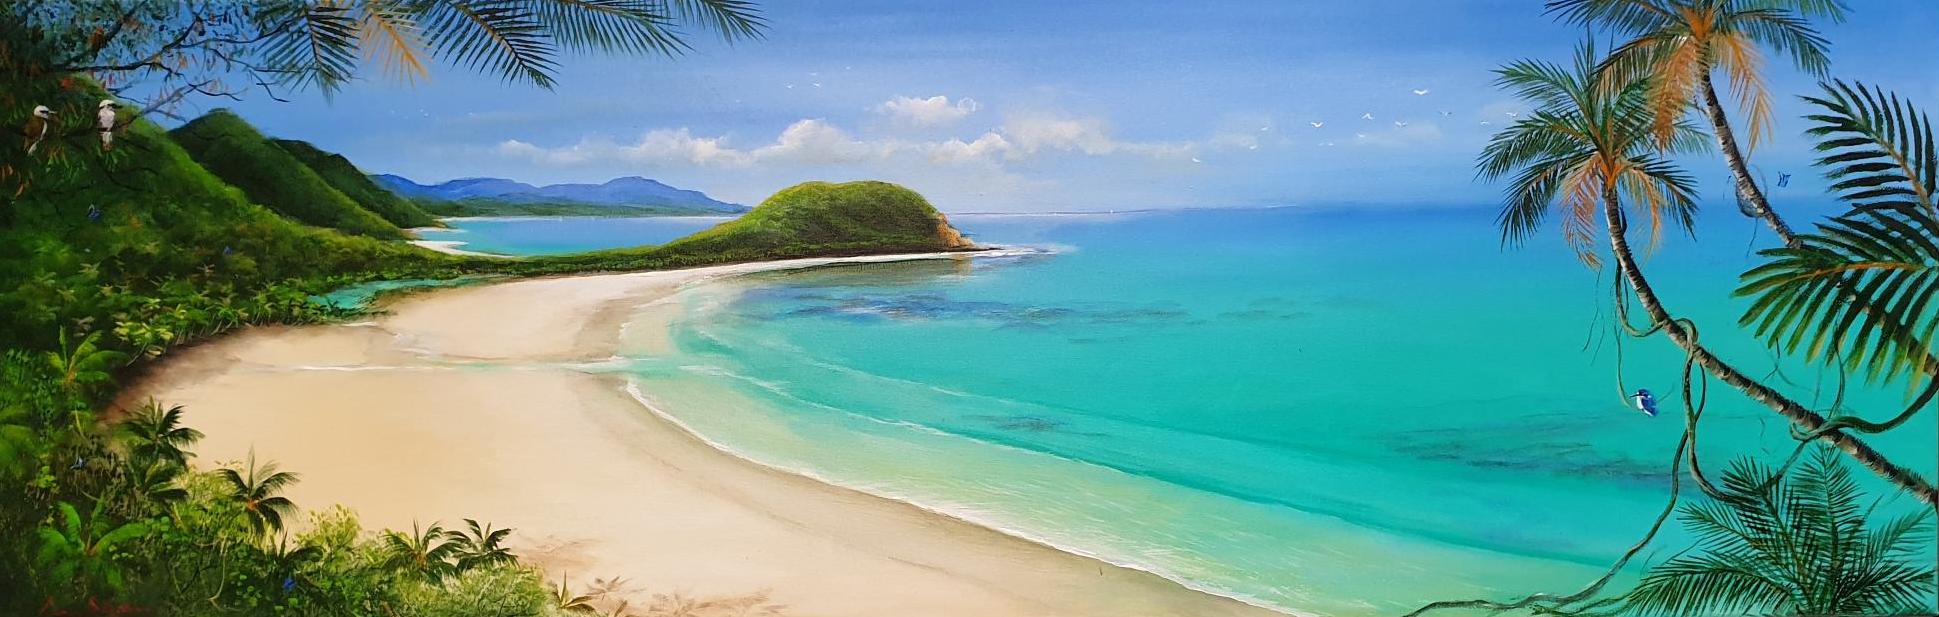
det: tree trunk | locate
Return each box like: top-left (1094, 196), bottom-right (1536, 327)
top-left (1700, 74), bottom-right (1799, 248)
top-left (1599, 186), bottom-right (1936, 505)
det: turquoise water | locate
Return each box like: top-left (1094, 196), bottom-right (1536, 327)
top-left (581, 207), bottom-right (1930, 615)
top-left (312, 275), bottom-right (505, 310)
top-left (414, 216), bottom-right (735, 256)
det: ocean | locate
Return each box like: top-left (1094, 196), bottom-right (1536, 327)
top-left (509, 208), bottom-right (1934, 614)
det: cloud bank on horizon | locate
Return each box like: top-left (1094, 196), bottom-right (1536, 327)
top-left (204, 0), bottom-right (1938, 213)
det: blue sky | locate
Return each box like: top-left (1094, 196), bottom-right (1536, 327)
top-left (206, 0), bottom-right (1938, 213)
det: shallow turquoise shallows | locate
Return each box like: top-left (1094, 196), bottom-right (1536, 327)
top-left (555, 208), bottom-right (1931, 615)
top-left (414, 215), bottom-right (736, 256)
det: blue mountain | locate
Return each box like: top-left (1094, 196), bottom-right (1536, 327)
top-left (370, 174), bottom-right (746, 213)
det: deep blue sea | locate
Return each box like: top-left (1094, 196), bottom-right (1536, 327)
top-left (481, 208), bottom-right (1938, 615)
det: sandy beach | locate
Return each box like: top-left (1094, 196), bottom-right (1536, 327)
top-left (124, 252), bottom-right (1278, 617)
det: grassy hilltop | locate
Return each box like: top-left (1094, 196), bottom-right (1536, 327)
top-left (525, 180), bottom-right (976, 273)
top-left (169, 110), bottom-right (404, 239)
top-left (274, 138), bottom-right (440, 229)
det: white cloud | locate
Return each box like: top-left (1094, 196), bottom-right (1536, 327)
top-left (496, 109), bottom-right (1246, 170)
top-left (875, 95), bottom-right (980, 127)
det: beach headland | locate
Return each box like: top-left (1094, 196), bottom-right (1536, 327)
top-left (123, 251), bottom-right (1279, 617)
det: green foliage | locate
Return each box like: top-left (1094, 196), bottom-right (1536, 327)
top-left (1738, 81), bottom-right (1939, 386)
top-left (277, 139), bottom-right (440, 228)
top-left (117, 400), bottom-right (204, 468)
top-left (520, 180), bottom-right (976, 275)
top-left (449, 518), bottom-right (519, 571)
top-left (384, 521), bottom-right (463, 582)
top-left (1476, 40), bottom-right (1706, 267)
top-left (217, 450), bottom-right (302, 538)
top-left (1622, 449), bottom-right (1935, 616)
top-left (169, 109), bottom-right (404, 239)
top-left (34, 500), bottom-right (149, 602)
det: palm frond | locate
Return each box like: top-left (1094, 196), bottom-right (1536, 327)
top-left (524, 0), bottom-right (684, 55)
top-left (1737, 82), bottom-right (1939, 386)
top-left (257, 1), bottom-right (363, 94)
top-left (356, 1), bottom-right (431, 83)
top-left (415, 0), bottom-right (560, 88)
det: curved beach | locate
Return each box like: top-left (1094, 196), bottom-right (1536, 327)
top-left (123, 253), bottom-right (1279, 617)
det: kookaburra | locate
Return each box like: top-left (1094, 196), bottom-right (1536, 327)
top-left (25, 105), bottom-right (54, 154)
top-left (97, 100), bottom-right (119, 151)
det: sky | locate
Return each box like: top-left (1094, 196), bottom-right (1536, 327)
top-left (202, 0), bottom-right (1939, 213)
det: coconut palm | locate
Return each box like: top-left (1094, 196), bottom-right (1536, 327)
top-left (34, 501), bottom-right (150, 600)
top-left (447, 518), bottom-right (518, 571)
top-left (1738, 81), bottom-right (1939, 397)
top-left (1622, 448), bottom-right (1935, 615)
top-left (1481, 44), bottom-right (1937, 504)
top-left (1547, 0), bottom-right (1847, 245)
top-left (115, 400), bottom-right (204, 468)
top-left (382, 521), bottom-right (461, 582)
top-left (216, 450), bottom-right (300, 538)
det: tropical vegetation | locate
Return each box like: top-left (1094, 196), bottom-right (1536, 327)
top-left (0, 1), bottom-right (815, 613)
top-left (1409, 1), bottom-right (1939, 615)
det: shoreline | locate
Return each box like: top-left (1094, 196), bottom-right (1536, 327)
top-left (124, 251), bottom-right (1279, 617)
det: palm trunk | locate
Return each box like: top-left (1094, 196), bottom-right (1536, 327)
top-left (1600, 186), bottom-right (1936, 505)
top-left (1700, 74), bottom-right (1799, 248)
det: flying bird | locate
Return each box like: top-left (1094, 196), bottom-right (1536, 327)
top-left (1440, 110), bottom-right (1452, 117)
top-left (1361, 113), bottom-right (1374, 120)
top-left (24, 105), bottom-right (53, 154)
top-left (1393, 121), bottom-right (1408, 128)
top-left (1190, 157), bottom-right (1203, 164)
top-left (1309, 121), bottom-right (1324, 128)
top-left (96, 100), bottom-right (118, 150)
top-left (1480, 121), bottom-right (1492, 126)
top-left (1354, 133), bottom-right (1368, 139)
top-left (1776, 173), bottom-right (1791, 188)
top-left (1318, 141), bottom-right (1335, 147)
top-left (1504, 111), bottom-right (1519, 118)
top-left (812, 82), bottom-right (822, 88)
top-left (1412, 89), bottom-right (1430, 96)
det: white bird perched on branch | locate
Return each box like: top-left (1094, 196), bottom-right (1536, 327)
top-left (97, 100), bottom-right (120, 151)
top-left (25, 105), bottom-right (54, 154)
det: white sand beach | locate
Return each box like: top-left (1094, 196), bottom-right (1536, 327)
top-left (123, 253), bottom-right (1278, 617)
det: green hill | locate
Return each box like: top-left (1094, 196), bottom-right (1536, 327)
top-left (520, 180), bottom-right (975, 273)
top-left (657, 180), bottom-right (973, 256)
top-left (0, 94), bottom-right (452, 355)
top-left (274, 139), bottom-right (439, 229)
top-left (169, 109), bottom-right (402, 239)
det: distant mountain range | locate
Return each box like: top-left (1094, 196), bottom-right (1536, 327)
top-left (371, 174), bottom-right (747, 215)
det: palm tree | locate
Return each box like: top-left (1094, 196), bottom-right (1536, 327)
top-left (382, 521), bottom-right (461, 582)
top-left (550, 574), bottom-right (602, 614)
top-left (34, 501), bottom-right (150, 601)
top-left (447, 518), bottom-right (518, 571)
top-left (1548, 0), bottom-right (1848, 245)
top-left (1480, 44), bottom-right (1937, 504)
top-left (1622, 448), bottom-right (1935, 615)
top-left (115, 400), bottom-right (204, 468)
top-left (47, 330), bottom-right (127, 396)
top-left (216, 450), bottom-right (300, 538)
